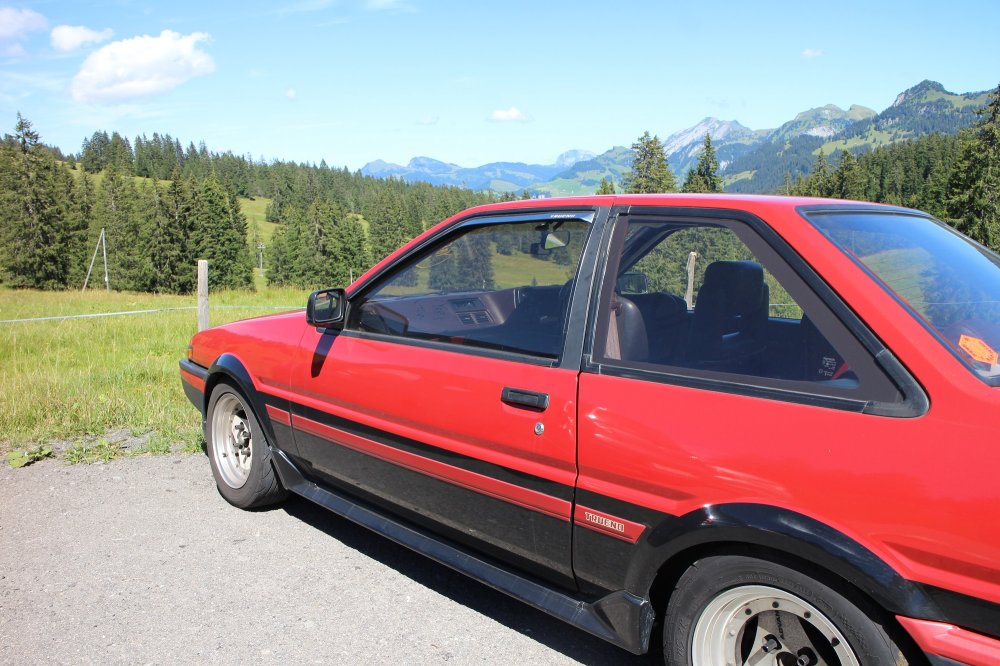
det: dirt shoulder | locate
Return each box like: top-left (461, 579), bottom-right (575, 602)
top-left (0, 454), bottom-right (640, 665)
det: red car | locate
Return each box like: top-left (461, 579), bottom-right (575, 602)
top-left (181, 194), bottom-right (1000, 666)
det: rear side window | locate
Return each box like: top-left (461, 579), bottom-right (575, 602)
top-left (807, 211), bottom-right (1000, 384)
top-left (592, 215), bottom-right (906, 409)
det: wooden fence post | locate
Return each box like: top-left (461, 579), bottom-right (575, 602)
top-left (685, 251), bottom-right (698, 309)
top-left (197, 260), bottom-right (209, 331)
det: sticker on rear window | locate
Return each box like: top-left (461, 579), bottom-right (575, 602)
top-left (959, 334), bottom-right (999, 365)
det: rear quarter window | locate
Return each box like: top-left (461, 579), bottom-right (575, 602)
top-left (805, 210), bottom-right (1000, 384)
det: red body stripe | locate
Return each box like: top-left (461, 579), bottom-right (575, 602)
top-left (573, 505), bottom-right (646, 544)
top-left (265, 405), bottom-right (291, 427)
top-left (292, 414), bottom-right (572, 522)
top-left (180, 369), bottom-right (206, 392)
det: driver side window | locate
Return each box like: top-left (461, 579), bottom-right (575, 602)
top-left (347, 218), bottom-right (591, 359)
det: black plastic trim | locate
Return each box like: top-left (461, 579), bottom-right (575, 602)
top-left (269, 448), bottom-right (654, 654)
top-left (647, 503), bottom-right (932, 616)
top-left (914, 582), bottom-right (1000, 641)
top-left (337, 206), bottom-right (607, 369)
top-left (927, 656), bottom-right (971, 666)
top-left (590, 362), bottom-right (871, 413)
top-left (559, 206), bottom-right (612, 370)
top-left (206, 354), bottom-right (288, 449)
top-left (584, 206), bottom-right (928, 417)
top-left (500, 387), bottom-right (550, 411)
top-left (346, 207), bottom-right (600, 300)
top-left (178, 359), bottom-right (208, 413)
top-left (338, 328), bottom-right (558, 367)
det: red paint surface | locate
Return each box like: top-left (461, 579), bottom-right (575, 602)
top-left (896, 616), bottom-right (1000, 665)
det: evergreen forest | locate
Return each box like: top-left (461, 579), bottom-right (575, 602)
top-left (1, 83), bottom-right (998, 296)
top-left (0, 118), bottom-right (494, 293)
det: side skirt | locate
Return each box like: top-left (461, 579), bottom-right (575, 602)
top-left (270, 449), bottom-right (654, 654)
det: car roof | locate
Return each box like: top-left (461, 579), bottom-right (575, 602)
top-left (455, 193), bottom-right (904, 215)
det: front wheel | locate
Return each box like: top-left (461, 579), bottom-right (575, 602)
top-left (663, 555), bottom-right (909, 666)
top-left (206, 382), bottom-right (289, 509)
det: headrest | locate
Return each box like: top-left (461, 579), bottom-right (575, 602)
top-left (702, 261), bottom-right (764, 314)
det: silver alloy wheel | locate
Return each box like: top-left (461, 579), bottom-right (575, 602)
top-left (692, 584), bottom-right (861, 666)
top-left (211, 393), bottom-right (253, 489)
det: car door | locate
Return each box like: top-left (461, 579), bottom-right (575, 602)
top-left (285, 209), bottom-right (601, 588)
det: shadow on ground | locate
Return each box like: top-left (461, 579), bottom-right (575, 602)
top-left (281, 495), bottom-right (654, 666)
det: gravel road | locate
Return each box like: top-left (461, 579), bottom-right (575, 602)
top-left (0, 453), bottom-right (649, 665)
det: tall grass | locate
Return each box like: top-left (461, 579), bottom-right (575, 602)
top-left (0, 284), bottom-right (310, 450)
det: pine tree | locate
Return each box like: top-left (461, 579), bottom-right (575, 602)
top-left (143, 178), bottom-right (194, 294)
top-left (266, 206), bottom-right (303, 287)
top-left (58, 165), bottom-right (90, 288)
top-left (96, 166), bottom-right (150, 291)
top-left (682, 133), bottom-right (723, 193)
top-left (946, 83), bottom-right (1000, 252)
top-left (193, 173), bottom-right (253, 291)
top-left (80, 130), bottom-right (110, 173)
top-left (160, 169), bottom-right (196, 293)
top-left (622, 131), bottom-right (676, 193)
top-left (795, 151), bottom-right (833, 197)
top-left (0, 114), bottom-right (77, 289)
top-left (368, 188), bottom-right (408, 263)
top-left (596, 177), bottom-right (615, 195)
top-left (834, 150), bottom-right (867, 200)
top-left (336, 214), bottom-right (371, 283)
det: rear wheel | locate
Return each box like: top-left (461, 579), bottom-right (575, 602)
top-left (206, 382), bottom-right (289, 509)
top-left (663, 555), bottom-right (908, 666)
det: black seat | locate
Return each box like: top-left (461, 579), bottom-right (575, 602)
top-left (629, 292), bottom-right (689, 363)
top-left (605, 294), bottom-right (649, 362)
top-left (688, 260), bottom-right (769, 371)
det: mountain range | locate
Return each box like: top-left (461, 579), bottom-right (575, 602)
top-left (361, 80), bottom-right (991, 196)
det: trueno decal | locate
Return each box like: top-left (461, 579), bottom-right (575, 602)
top-left (573, 505), bottom-right (646, 543)
top-left (584, 511), bottom-right (625, 534)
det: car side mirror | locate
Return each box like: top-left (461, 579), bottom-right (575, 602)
top-left (306, 288), bottom-right (346, 329)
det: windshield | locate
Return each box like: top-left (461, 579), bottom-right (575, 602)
top-left (806, 210), bottom-right (1000, 384)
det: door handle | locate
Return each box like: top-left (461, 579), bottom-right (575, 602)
top-left (501, 387), bottom-right (549, 411)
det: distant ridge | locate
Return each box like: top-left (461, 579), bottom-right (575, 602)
top-left (363, 80), bottom-right (990, 196)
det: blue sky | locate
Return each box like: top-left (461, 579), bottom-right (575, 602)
top-left (1, 0), bottom-right (998, 170)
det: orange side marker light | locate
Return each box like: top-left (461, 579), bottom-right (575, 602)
top-left (958, 334), bottom-right (999, 365)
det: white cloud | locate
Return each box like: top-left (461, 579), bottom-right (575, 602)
top-left (70, 30), bottom-right (215, 104)
top-left (285, 87), bottom-right (297, 100)
top-left (51, 25), bottom-right (114, 52)
top-left (416, 115), bottom-right (438, 126)
top-left (489, 106), bottom-right (529, 123)
top-left (801, 48), bottom-right (823, 58)
top-left (0, 7), bottom-right (47, 39)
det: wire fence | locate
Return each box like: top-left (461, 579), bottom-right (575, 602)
top-left (0, 305), bottom-right (299, 325)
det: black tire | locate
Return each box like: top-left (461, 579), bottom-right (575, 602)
top-left (205, 382), bottom-right (289, 509)
top-left (663, 555), bottom-right (909, 666)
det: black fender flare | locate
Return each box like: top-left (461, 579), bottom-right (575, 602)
top-left (204, 353), bottom-right (281, 446)
top-left (628, 503), bottom-right (942, 623)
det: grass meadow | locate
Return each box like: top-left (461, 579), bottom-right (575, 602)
top-left (0, 282), bottom-right (310, 456)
